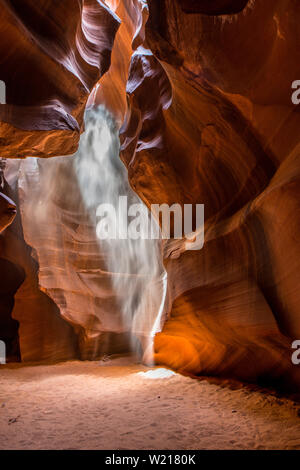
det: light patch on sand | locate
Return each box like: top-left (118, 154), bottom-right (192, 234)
top-left (136, 368), bottom-right (177, 379)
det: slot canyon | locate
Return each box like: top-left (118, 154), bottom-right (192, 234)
top-left (0, 0), bottom-right (300, 451)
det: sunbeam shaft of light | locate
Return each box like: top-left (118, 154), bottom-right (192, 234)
top-left (75, 106), bottom-right (167, 362)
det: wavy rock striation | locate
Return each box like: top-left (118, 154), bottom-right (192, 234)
top-left (116, 0), bottom-right (300, 389)
top-left (0, 0), bottom-right (120, 158)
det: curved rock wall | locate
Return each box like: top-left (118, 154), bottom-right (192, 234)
top-left (1, 166), bottom-right (78, 362)
top-left (115, 0), bottom-right (300, 389)
top-left (8, 155), bottom-right (128, 360)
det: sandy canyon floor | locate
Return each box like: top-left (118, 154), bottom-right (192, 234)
top-left (0, 356), bottom-right (299, 450)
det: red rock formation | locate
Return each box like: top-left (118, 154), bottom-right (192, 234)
top-left (0, 0), bottom-right (122, 361)
top-left (0, 0), bottom-right (120, 157)
top-left (1, 0), bottom-right (300, 392)
top-left (0, 0), bottom-right (145, 363)
top-left (116, 0), bottom-right (300, 389)
top-left (7, 154), bottom-right (132, 360)
top-left (0, 1), bottom-right (158, 363)
top-left (1, 167), bottom-right (78, 362)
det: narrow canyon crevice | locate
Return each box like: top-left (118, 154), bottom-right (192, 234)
top-left (0, 0), bottom-right (299, 395)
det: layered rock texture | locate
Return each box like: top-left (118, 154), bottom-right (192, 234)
top-left (4, 156), bottom-right (131, 361)
top-left (105, 0), bottom-right (300, 390)
top-left (0, 0), bottom-right (120, 157)
top-left (0, 0), bottom-right (300, 391)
